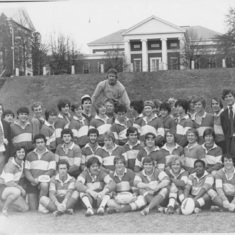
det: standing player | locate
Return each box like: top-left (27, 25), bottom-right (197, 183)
top-left (55, 129), bottom-right (82, 179)
top-left (76, 157), bottom-right (116, 216)
top-left (81, 95), bottom-right (94, 126)
top-left (2, 109), bottom-right (15, 124)
top-left (40, 160), bottom-right (79, 217)
top-left (0, 146), bottom-right (29, 216)
top-left (25, 133), bottom-right (56, 212)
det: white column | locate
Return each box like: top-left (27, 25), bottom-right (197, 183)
top-left (43, 66), bottom-right (47, 75)
top-left (222, 59), bottom-right (226, 68)
top-left (124, 40), bottom-right (131, 71)
top-left (191, 60), bottom-right (195, 69)
top-left (101, 64), bottom-right (104, 73)
top-left (71, 65), bottom-right (75, 74)
top-left (141, 39), bottom-right (148, 72)
top-left (161, 38), bottom-right (167, 70)
top-left (178, 37), bottom-right (184, 70)
top-left (15, 68), bottom-right (19, 76)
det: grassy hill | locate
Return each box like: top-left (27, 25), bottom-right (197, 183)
top-left (0, 68), bottom-right (235, 113)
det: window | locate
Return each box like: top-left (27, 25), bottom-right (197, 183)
top-left (98, 62), bottom-right (104, 73)
top-left (151, 43), bottom-right (160, 48)
top-left (169, 57), bottom-right (179, 70)
top-left (148, 41), bottom-right (161, 50)
top-left (131, 42), bottom-right (142, 51)
top-left (168, 40), bottom-right (179, 49)
top-left (133, 44), bottom-right (140, 49)
top-left (133, 59), bottom-right (142, 72)
top-left (83, 62), bottom-right (90, 74)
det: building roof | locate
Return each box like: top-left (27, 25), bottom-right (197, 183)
top-left (88, 29), bottom-right (126, 45)
top-left (0, 7), bottom-right (35, 31)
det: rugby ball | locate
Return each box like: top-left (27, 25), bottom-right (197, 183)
top-left (114, 192), bottom-right (135, 204)
top-left (38, 175), bottom-right (50, 183)
top-left (181, 198), bottom-right (195, 215)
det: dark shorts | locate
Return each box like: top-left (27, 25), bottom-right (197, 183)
top-left (0, 184), bottom-right (7, 200)
top-left (25, 179), bottom-right (39, 195)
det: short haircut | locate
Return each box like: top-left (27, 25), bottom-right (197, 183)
top-left (194, 97), bottom-right (206, 108)
top-left (17, 107), bottom-right (29, 115)
top-left (126, 126), bottom-right (138, 137)
top-left (203, 128), bottom-right (215, 139)
top-left (71, 102), bottom-right (82, 113)
top-left (194, 159), bottom-right (206, 168)
top-left (34, 133), bottom-right (46, 143)
top-left (31, 101), bottom-right (43, 111)
top-left (57, 159), bottom-right (70, 170)
top-left (87, 128), bottom-right (99, 137)
top-left (168, 155), bottom-right (184, 168)
top-left (107, 68), bottom-right (118, 77)
top-left (57, 99), bottom-right (71, 111)
top-left (104, 131), bottom-right (115, 142)
top-left (165, 130), bottom-right (176, 141)
top-left (144, 100), bottom-right (155, 109)
top-left (105, 98), bottom-right (115, 106)
top-left (145, 132), bottom-right (156, 140)
top-left (61, 128), bottom-right (73, 139)
top-left (130, 100), bottom-right (144, 114)
top-left (3, 109), bottom-right (15, 119)
top-left (81, 97), bottom-right (91, 105)
top-left (160, 102), bottom-right (171, 113)
top-left (174, 99), bottom-right (189, 113)
top-left (115, 103), bottom-right (127, 114)
top-left (222, 154), bottom-right (235, 165)
top-left (45, 107), bottom-right (58, 121)
top-left (186, 128), bottom-right (199, 139)
top-left (14, 146), bottom-right (26, 157)
top-left (95, 101), bottom-right (106, 114)
top-left (86, 156), bottom-right (101, 168)
top-left (222, 89), bottom-right (235, 100)
top-left (143, 156), bottom-right (154, 165)
top-left (113, 155), bottom-right (126, 166)
top-left (211, 97), bottom-right (223, 109)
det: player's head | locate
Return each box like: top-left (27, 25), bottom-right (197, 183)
top-left (114, 155), bottom-right (126, 169)
top-left (130, 100), bottom-right (144, 115)
top-left (87, 157), bottom-right (101, 175)
top-left (194, 159), bottom-right (206, 175)
top-left (186, 128), bottom-right (199, 143)
top-left (175, 99), bottom-right (189, 114)
top-left (57, 99), bottom-right (71, 114)
top-left (87, 128), bottom-right (99, 144)
top-left (95, 101), bottom-right (106, 115)
top-left (107, 68), bottom-right (118, 85)
top-left (168, 155), bottom-right (184, 172)
top-left (45, 107), bottom-right (58, 122)
top-left (31, 101), bottom-right (43, 117)
top-left (160, 102), bottom-right (171, 117)
top-left (57, 159), bottom-right (70, 175)
top-left (2, 109), bottom-right (15, 123)
top-left (61, 129), bottom-right (73, 143)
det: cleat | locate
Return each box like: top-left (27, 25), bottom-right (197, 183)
top-left (157, 206), bottom-right (165, 213)
top-left (141, 207), bottom-right (150, 216)
top-left (107, 207), bottom-right (117, 214)
top-left (165, 206), bottom-right (174, 215)
top-left (97, 207), bottom-right (105, 216)
top-left (65, 209), bottom-right (74, 215)
top-left (53, 210), bottom-right (63, 217)
top-left (85, 207), bottom-right (94, 217)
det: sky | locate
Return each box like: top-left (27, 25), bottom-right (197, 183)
top-left (0, 0), bottom-right (235, 53)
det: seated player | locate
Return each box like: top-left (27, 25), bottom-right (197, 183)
top-left (140, 100), bottom-right (164, 146)
top-left (2, 109), bottom-right (15, 124)
top-left (135, 132), bottom-right (165, 172)
top-left (122, 127), bottom-right (143, 171)
top-left (90, 101), bottom-right (113, 146)
top-left (183, 159), bottom-right (214, 214)
top-left (201, 129), bottom-right (223, 176)
top-left (135, 156), bottom-right (170, 215)
top-left (111, 103), bottom-right (133, 146)
top-left (24, 133), bottom-right (56, 212)
top-left (55, 129), bottom-right (82, 178)
top-left (164, 156), bottom-right (188, 214)
top-left (81, 94), bottom-right (94, 126)
top-left (215, 154), bottom-right (235, 212)
top-left (106, 155), bottom-right (146, 214)
top-left (69, 102), bottom-right (89, 148)
top-left (40, 107), bottom-right (58, 153)
top-left (160, 130), bottom-right (184, 167)
top-left (0, 146), bottom-right (29, 216)
top-left (184, 129), bottom-right (206, 174)
top-left (40, 160), bottom-right (79, 217)
top-left (192, 97), bottom-right (214, 145)
top-left (81, 129), bottom-right (102, 170)
top-left (76, 157), bottom-right (116, 216)
top-left (96, 131), bottom-right (125, 174)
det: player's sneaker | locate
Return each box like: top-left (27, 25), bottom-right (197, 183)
top-left (165, 206), bottom-right (174, 214)
top-left (2, 208), bottom-right (9, 217)
top-left (38, 203), bottom-right (49, 214)
top-left (65, 209), bottom-right (74, 215)
top-left (157, 206), bottom-right (165, 213)
top-left (85, 207), bottom-right (94, 217)
top-left (107, 207), bottom-right (117, 214)
top-left (53, 210), bottom-right (63, 217)
top-left (141, 207), bottom-right (150, 216)
top-left (194, 207), bottom-right (201, 214)
top-left (97, 207), bottom-right (105, 216)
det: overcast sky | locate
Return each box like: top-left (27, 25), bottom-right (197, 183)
top-left (1, 0), bottom-right (235, 53)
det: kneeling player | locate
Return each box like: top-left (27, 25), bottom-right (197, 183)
top-left (0, 146), bottom-right (29, 216)
top-left (164, 155), bottom-right (188, 214)
top-left (135, 156), bottom-right (170, 215)
top-left (40, 160), bottom-right (79, 217)
top-left (76, 157), bottom-right (116, 216)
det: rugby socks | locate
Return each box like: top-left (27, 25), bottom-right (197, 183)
top-left (66, 197), bottom-right (77, 210)
top-left (148, 194), bottom-right (164, 210)
top-left (82, 196), bottom-right (92, 209)
top-left (99, 195), bottom-right (111, 208)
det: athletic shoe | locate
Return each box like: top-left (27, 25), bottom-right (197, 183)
top-left (53, 210), bottom-right (63, 217)
top-left (2, 208), bottom-right (9, 217)
top-left (38, 204), bottom-right (49, 214)
top-left (210, 205), bottom-right (220, 212)
top-left (157, 206), bottom-right (165, 213)
top-left (97, 207), bottom-right (105, 216)
top-left (194, 207), bottom-right (201, 214)
top-left (165, 206), bottom-right (174, 214)
top-left (107, 207), bottom-right (117, 214)
top-left (85, 208), bottom-right (94, 217)
top-left (65, 209), bottom-right (74, 215)
top-left (141, 207), bottom-right (150, 216)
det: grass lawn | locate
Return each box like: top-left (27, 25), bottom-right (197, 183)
top-left (0, 209), bottom-right (235, 234)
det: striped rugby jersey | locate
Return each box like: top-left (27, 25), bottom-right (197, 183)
top-left (40, 121), bottom-right (56, 152)
top-left (11, 120), bottom-right (33, 152)
top-left (81, 143), bottom-right (102, 164)
top-left (25, 148), bottom-right (56, 178)
top-left (133, 114), bottom-right (144, 134)
top-left (69, 116), bottom-right (89, 147)
top-left (165, 168), bottom-right (188, 189)
top-left (0, 157), bottom-right (24, 184)
top-left (213, 109), bottom-right (225, 143)
top-left (160, 115), bottom-right (176, 134)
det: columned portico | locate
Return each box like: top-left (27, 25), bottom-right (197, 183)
top-left (161, 38), bottom-right (167, 70)
top-left (124, 40), bottom-right (131, 68)
top-left (141, 39), bottom-right (148, 72)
